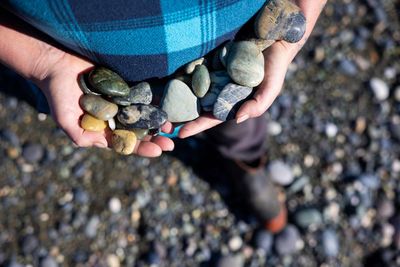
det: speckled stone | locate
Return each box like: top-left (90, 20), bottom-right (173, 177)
top-left (192, 65), bottom-right (211, 98)
top-left (219, 42), bottom-right (233, 67)
top-left (112, 130), bottom-right (137, 155)
top-left (161, 79), bottom-right (200, 123)
top-left (78, 73), bottom-right (100, 95)
top-left (213, 83), bottom-right (253, 121)
top-left (80, 114), bottom-right (107, 132)
top-left (117, 105), bottom-right (167, 129)
top-left (112, 82), bottom-right (153, 106)
top-left (226, 41), bottom-right (265, 87)
top-left (79, 95), bottom-right (118, 121)
top-left (88, 67), bottom-right (130, 97)
top-left (184, 58), bottom-right (205, 74)
top-left (255, 0), bottom-right (306, 43)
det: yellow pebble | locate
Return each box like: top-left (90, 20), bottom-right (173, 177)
top-left (112, 130), bottom-right (137, 155)
top-left (80, 114), bottom-right (107, 132)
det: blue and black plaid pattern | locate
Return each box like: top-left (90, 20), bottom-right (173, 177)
top-left (2, 0), bottom-right (265, 82)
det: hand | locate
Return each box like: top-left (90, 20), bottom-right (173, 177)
top-left (37, 52), bottom-right (174, 157)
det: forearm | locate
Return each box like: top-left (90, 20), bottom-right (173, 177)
top-left (0, 8), bottom-right (65, 83)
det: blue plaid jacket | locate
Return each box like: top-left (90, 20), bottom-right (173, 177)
top-left (2, 0), bottom-right (265, 82)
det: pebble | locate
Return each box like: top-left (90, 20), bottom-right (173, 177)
top-left (130, 129), bottom-right (149, 140)
top-left (376, 197), bottom-right (395, 220)
top-left (77, 73), bottom-right (100, 95)
top-left (117, 104), bottom-right (167, 129)
top-left (40, 256), bottom-right (58, 267)
top-left (255, 230), bottom-right (273, 253)
top-left (184, 58), bottom-right (204, 74)
top-left (226, 41), bottom-right (265, 87)
top-left (112, 82), bottom-right (153, 106)
top-left (322, 229), bottom-right (339, 257)
top-left (200, 84), bottom-right (224, 112)
top-left (112, 130), bottom-right (137, 155)
top-left (85, 216), bottom-right (100, 238)
top-left (192, 65), bottom-right (211, 98)
top-left (88, 67), bottom-right (130, 96)
top-left (79, 95), bottom-right (118, 121)
top-left (22, 143), bottom-right (44, 163)
top-left (213, 83), bottom-right (252, 121)
top-left (359, 173), bottom-right (380, 190)
top-left (108, 118), bottom-right (116, 130)
top-left (339, 59), bottom-right (358, 75)
top-left (274, 225), bottom-right (301, 255)
top-left (294, 208), bottom-right (323, 228)
top-left (80, 114), bottom-right (107, 132)
top-left (219, 42), bottom-right (232, 67)
top-left (161, 79), bottom-right (200, 122)
top-left (325, 123), bottom-right (338, 138)
top-left (370, 78), bottom-right (389, 101)
top-left (107, 254), bottom-right (120, 267)
top-left (228, 236), bottom-right (243, 251)
top-left (109, 197), bottom-right (122, 213)
top-left (255, 0), bottom-right (306, 43)
top-left (266, 121), bottom-right (282, 136)
top-left (210, 71), bottom-right (232, 86)
top-left (267, 160), bottom-right (294, 186)
top-left (216, 254), bottom-right (244, 267)
top-left (0, 129), bottom-right (20, 146)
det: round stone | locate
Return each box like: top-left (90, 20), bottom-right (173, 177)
top-left (112, 82), bottom-right (153, 106)
top-left (267, 160), bottom-right (294, 185)
top-left (226, 41), bottom-right (265, 87)
top-left (255, 230), bottom-right (273, 253)
top-left (274, 225), bottom-right (301, 255)
top-left (219, 42), bottom-right (232, 67)
top-left (201, 84), bottom-right (224, 112)
top-left (184, 58), bottom-right (205, 74)
top-left (213, 83), bottom-right (253, 121)
top-left (130, 129), bottom-right (149, 140)
top-left (192, 65), bottom-right (211, 98)
top-left (109, 197), bottom-right (122, 213)
top-left (161, 79), bottom-right (200, 123)
top-left (370, 77), bottom-right (389, 101)
top-left (88, 67), bottom-right (130, 97)
top-left (322, 229), bottom-right (339, 257)
top-left (77, 73), bottom-right (100, 95)
top-left (112, 130), bottom-right (137, 155)
top-left (79, 95), bottom-right (118, 121)
top-left (117, 105), bottom-right (168, 129)
top-left (22, 143), bottom-right (44, 163)
top-left (294, 208), bottom-right (323, 228)
top-left (80, 114), bottom-right (107, 132)
top-left (228, 236), bottom-right (243, 251)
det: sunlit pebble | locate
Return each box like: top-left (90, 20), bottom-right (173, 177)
top-left (332, 162), bottom-right (343, 174)
top-left (304, 154), bottom-right (314, 167)
top-left (37, 113), bottom-right (47, 121)
top-left (384, 67), bottom-right (397, 79)
top-left (370, 78), bottom-right (389, 101)
top-left (108, 118), bottom-right (116, 130)
top-left (267, 121), bottom-right (282, 136)
top-left (107, 254), bottom-right (120, 267)
top-left (392, 159), bottom-right (400, 173)
top-left (40, 213), bottom-right (50, 222)
top-left (325, 123), bottom-right (338, 138)
top-left (228, 236), bottom-right (243, 251)
top-left (109, 197), bottom-right (122, 213)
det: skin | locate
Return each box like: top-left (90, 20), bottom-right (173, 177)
top-left (0, 0), bottom-right (326, 157)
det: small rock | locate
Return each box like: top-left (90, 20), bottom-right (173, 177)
top-left (394, 86), bottom-right (400, 102)
top-left (255, 230), bottom-right (273, 253)
top-left (322, 229), bottom-right (339, 257)
top-left (185, 58), bottom-right (204, 74)
top-left (107, 254), bottom-right (120, 267)
top-left (22, 143), bottom-right (44, 163)
top-left (112, 130), bottom-right (137, 155)
top-left (359, 173), bottom-right (380, 190)
top-left (274, 225), bottom-right (301, 255)
top-left (80, 114), bottom-right (107, 132)
top-left (130, 129), bottom-right (149, 140)
top-left (213, 83), bottom-right (252, 121)
top-left (108, 118), bottom-right (116, 130)
top-left (112, 82), bottom-right (153, 106)
top-left (109, 197), bottom-right (122, 213)
top-left (210, 71), bottom-right (232, 86)
top-left (201, 84), bottom-right (224, 112)
top-left (161, 79), bottom-right (200, 122)
top-left (192, 65), bottom-right (211, 98)
top-left (79, 95), bottom-right (118, 121)
top-left (85, 216), bottom-right (100, 238)
top-left (117, 104), bottom-right (168, 129)
top-left (228, 236), bottom-right (243, 251)
top-left (226, 41), bottom-right (264, 87)
top-left (339, 59), bottom-right (358, 75)
top-left (0, 129), bottom-right (20, 146)
top-left (22, 235), bottom-right (39, 255)
top-left (325, 123), bottom-right (338, 138)
top-left (370, 78), bottom-right (389, 101)
top-left (77, 73), bottom-right (100, 95)
top-left (88, 67), bottom-right (130, 96)
top-left (216, 254), bottom-right (244, 267)
top-left (219, 42), bottom-right (232, 67)
top-left (267, 121), bottom-right (282, 136)
top-left (40, 256), bottom-right (58, 267)
top-left (376, 197), bottom-right (395, 220)
top-left (267, 160), bottom-right (294, 185)
top-left (294, 208), bottom-right (323, 228)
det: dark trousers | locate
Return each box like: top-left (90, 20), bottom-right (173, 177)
top-left (205, 116), bottom-right (267, 162)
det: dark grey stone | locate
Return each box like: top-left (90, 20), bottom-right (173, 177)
top-left (22, 143), bottom-right (44, 163)
top-left (88, 67), bottom-right (130, 97)
top-left (117, 104), bottom-right (167, 129)
top-left (213, 83), bottom-right (253, 121)
top-left (112, 82), bottom-right (153, 106)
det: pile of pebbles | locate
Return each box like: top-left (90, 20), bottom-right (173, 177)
top-left (77, 0), bottom-right (306, 154)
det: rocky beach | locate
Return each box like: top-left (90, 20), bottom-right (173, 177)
top-left (0, 0), bottom-right (400, 266)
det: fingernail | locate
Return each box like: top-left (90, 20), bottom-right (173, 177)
top-left (236, 115), bottom-right (249, 124)
top-left (94, 142), bottom-right (107, 148)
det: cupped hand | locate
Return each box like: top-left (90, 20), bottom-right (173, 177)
top-left (178, 39), bottom-right (304, 138)
top-left (37, 53), bottom-right (174, 157)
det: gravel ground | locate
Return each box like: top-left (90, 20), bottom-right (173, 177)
top-left (1, 0), bottom-right (400, 266)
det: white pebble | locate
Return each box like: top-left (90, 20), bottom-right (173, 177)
top-left (107, 254), bottom-right (120, 267)
top-left (109, 197), bottom-right (122, 213)
top-left (384, 67), bottom-right (397, 79)
top-left (267, 121), bottom-right (282, 136)
top-left (267, 160), bottom-right (294, 185)
top-left (325, 123), bottom-right (338, 138)
top-left (370, 78), bottom-right (389, 101)
top-left (228, 236), bottom-right (243, 251)
top-left (108, 118), bottom-right (116, 130)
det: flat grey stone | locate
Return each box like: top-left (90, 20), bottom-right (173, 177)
top-left (117, 104), bottom-right (167, 129)
top-left (192, 65), bottom-right (211, 98)
top-left (226, 41), bottom-right (265, 87)
top-left (112, 82), bottom-right (153, 106)
top-left (213, 83), bottom-right (252, 121)
top-left (161, 79), bottom-right (200, 123)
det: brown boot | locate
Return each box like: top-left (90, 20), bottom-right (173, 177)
top-left (225, 156), bottom-right (287, 233)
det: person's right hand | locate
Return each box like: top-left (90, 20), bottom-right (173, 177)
top-left (36, 50), bottom-right (174, 157)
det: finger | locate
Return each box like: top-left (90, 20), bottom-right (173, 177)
top-left (150, 135), bottom-right (175, 151)
top-left (178, 114), bottom-right (223, 138)
top-left (161, 121), bottom-right (174, 134)
top-left (63, 121), bottom-right (108, 148)
top-left (134, 140), bottom-right (162, 157)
